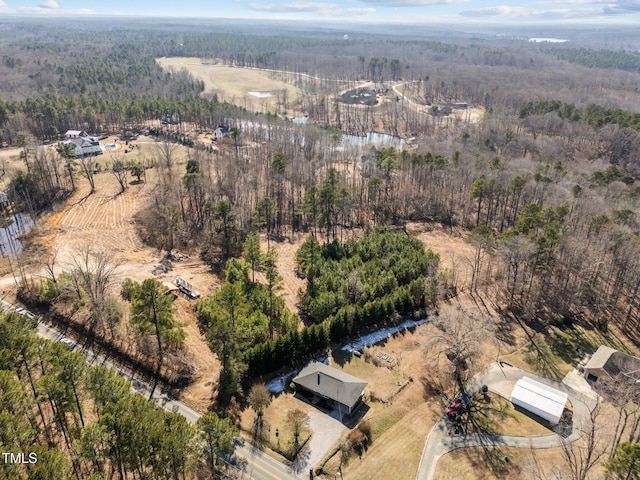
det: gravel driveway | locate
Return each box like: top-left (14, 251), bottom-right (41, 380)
top-left (295, 410), bottom-right (346, 472)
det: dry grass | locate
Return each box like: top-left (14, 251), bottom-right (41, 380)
top-left (156, 58), bottom-right (303, 115)
top-left (435, 446), bottom-right (566, 480)
top-left (325, 382), bottom-right (435, 480)
top-left (479, 393), bottom-right (552, 436)
top-left (317, 323), bottom-right (444, 479)
top-left (239, 392), bottom-right (313, 451)
top-left (501, 323), bottom-right (636, 381)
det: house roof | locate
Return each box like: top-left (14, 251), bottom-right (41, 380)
top-left (586, 346), bottom-right (640, 381)
top-left (64, 138), bottom-right (99, 148)
top-left (65, 130), bottom-right (86, 137)
top-left (293, 362), bottom-right (367, 408)
top-left (585, 346), bottom-right (618, 370)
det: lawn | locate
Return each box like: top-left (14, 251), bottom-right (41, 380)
top-left (238, 392), bottom-right (313, 459)
top-left (472, 393), bottom-right (552, 436)
top-left (501, 323), bottom-right (635, 381)
top-left (319, 382), bottom-right (439, 480)
top-left (434, 446), bottom-right (567, 480)
top-left (332, 347), bottom-right (406, 401)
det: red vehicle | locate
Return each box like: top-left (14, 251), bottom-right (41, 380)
top-left (446, 401), bottom-right (463, 418)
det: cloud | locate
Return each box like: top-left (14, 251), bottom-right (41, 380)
top-left (337, 7), bottom-right (376, 15)
top-left (357, 0), bottom-right (468, 5)
top-left (39, 0), bottom-right (59, 9)
top-left (603, 0), bottom-right (640, 14)
top-left (0, 0), bottom-right (9, 12)
top-left (248, 2), bottom-right (337, 12)
top-left (247, 1), bottom-right (375, 16)
top-left (459, 5), bottom-right (528, 17)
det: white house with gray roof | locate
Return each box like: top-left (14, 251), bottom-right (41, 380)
top-left (293, 362), bottom-right (367, 415)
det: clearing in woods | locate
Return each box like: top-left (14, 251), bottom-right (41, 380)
top-left (156, 58), bottom-right (303, 114)
top-left (26, 143), bottom-right (222, 412)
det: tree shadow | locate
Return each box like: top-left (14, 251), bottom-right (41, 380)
top-left (251, 418), bottom-right (268, 451)
top-left (71, 191), bottom-right (94, 206)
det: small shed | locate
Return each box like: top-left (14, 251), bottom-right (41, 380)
top-left (510, 376), bottom-right (568, 425)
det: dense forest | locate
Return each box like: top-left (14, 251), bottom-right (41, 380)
top-left (2, 18), bottom-right (639, 343)
top-left (0, 313), bottom-right (239, 480)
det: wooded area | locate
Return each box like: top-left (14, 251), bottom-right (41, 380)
top-left (2, 16), bottom-right (640, 480)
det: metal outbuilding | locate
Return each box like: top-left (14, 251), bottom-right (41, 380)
top-left (510, 376), bottom-right (568, 425)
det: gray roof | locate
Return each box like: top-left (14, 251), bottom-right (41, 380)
top-left (585, 346), bottom-right (618, 370)
top-left (293, 362), bottom-right (367, 408)
top-left (586, 346), bottom-right (640, 381)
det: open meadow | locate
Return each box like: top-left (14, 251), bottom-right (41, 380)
top-left (156, 58), bottom-right (304, 115)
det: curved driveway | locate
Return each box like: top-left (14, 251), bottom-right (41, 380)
top-left (416, 363), bottom-right (598, 480)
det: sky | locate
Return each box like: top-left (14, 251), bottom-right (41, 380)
top-left (1, 0), bottom-right (640, 25)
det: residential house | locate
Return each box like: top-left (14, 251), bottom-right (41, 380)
top-left (212, 125), bottom-right (230, 141)
top-left (62, 136), bottom-right (102, 158)
top-left (583, 346), bottom-right (640, 383)
top-left (293, 362), bottom-right (367, 416)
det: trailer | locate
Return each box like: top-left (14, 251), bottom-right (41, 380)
top-left (174, 277), bottom-right (201, 299)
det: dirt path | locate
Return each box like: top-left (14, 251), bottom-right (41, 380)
top-left (258, 234), bottom-right (309, 315)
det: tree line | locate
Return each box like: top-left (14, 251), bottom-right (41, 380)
top-left (518, 99), bottom-right (640, 130)
top-left (0, 312), bottom-right (239, 480)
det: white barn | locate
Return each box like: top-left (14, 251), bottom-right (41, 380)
top-left (510, 376), bottom-right (568, 425)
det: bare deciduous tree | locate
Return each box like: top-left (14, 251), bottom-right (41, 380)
top-left (68, 245), bottom-right (121, 334)
top-left (561, 398), bottom-right (608, 480)
top-left (110, 154), bottom-right (129, 193)
top-left (427, 306), bottom-right (494, 385)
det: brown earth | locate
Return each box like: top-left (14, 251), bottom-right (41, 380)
top-left (9, 139), bottom-right (223, 413)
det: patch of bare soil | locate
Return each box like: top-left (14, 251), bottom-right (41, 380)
top-left (11, 145), bottom-right (224, 414)
top-left (258, 233), bottom-right (310, 315)
top-left (405, 222), bottom-right (476, 286)
top-left (172, 297), bottom-right (219, 412)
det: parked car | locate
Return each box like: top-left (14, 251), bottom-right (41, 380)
top-left (446, 400), bottom-right (464, 419)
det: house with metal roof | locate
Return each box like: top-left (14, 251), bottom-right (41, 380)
top-left (293, 362), bottom-right (367, 416)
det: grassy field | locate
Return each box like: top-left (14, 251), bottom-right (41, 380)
top-left (239, 393), bottom-right (313, 454)
top-left (501, 323), bottom-right (636, 381)
top-left (435, 446), bottom-right (566, 480)
top-left (321, 382), bottom-right (436, 480)
top-left (156, 58), bottom-right (302, 114)
top-left (479, 394), bottom-right (552, 436)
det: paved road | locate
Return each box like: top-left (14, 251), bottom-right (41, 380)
top-left (416, 363), bottom-right (598, 480)
top-left (2, 300), bottom-right (303, 480)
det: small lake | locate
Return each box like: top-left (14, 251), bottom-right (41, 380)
top-left (341, 132), bottom-right (404, 149)
top-left (0, 213), bottom-right (35, 257)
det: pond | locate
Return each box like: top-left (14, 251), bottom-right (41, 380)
top-left (0, 213), bottom-right (35, 257)
top-left (341, 132), bottom-right (404, 149)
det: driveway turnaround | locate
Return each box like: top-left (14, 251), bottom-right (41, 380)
top-left (416, 363), bottom-right (598, 480)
